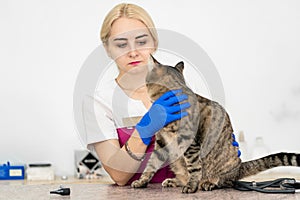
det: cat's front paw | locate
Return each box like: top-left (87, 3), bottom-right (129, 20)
top-left (200, 181), bottom-right (216, 191)
top-left (182, 183), bottom-right (198, 193)
top-left (162, 178), bottom-right (180, 187)
top-left (131, 179), bottom-right (148, 188)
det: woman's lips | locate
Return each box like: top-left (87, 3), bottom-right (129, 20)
top-left (129, 61), bottom-right (141, 66)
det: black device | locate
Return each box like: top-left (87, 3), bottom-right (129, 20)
top-left (234, 178), bottom-right (300, 194)
top-left (50, 186), bottom-right (71, 196)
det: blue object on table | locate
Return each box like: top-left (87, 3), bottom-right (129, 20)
top-left (0, 162), bottom-right (25, 180)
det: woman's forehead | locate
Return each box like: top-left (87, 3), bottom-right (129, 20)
top-left (109, 18), bottom-right (150, 40)
top-left (110, 31), bottom-right (150, 43)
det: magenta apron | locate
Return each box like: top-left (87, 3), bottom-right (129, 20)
top-left (117, 127), bottom-right (175, 185)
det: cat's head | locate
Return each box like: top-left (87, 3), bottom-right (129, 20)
top-left (146, 55), bottom-right (186, 100)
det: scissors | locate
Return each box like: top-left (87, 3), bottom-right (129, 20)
top-left (233, 178), bottom-right (300, 194)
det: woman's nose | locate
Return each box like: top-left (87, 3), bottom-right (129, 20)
top-left (128, 45), bottom-right (139, 58)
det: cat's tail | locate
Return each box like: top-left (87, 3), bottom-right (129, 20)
top-left (237, 152), bottom-right (300, 180)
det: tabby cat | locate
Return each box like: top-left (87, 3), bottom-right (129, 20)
top-left (131, 57), bottom-right (300, 193)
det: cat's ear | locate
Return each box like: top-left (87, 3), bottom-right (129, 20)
top-left (150, 54), bottom-right (161, 65)
top-left (148, 54), bottom-right (160, 71)
top-left (175, 61), bottom-right (184, 73)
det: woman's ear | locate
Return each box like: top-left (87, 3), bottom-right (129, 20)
top-left (103, 43), bottom-right (112, 58)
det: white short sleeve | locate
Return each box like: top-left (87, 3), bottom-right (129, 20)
top-left (83, 79), bottom-right (147, 148)
top-left (83, 95), bottom-right (118, 145)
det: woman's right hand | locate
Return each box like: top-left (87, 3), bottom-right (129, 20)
top-left (135, 90), bottom-right (190, 145)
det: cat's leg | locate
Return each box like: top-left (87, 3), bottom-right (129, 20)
top-left (131, 143), bottom-right (169, 188)
top-left (162, 157), bottom-right (188, 187)
top-left (199, 177), bottom-right (220, 191)
top-left (199, 168), bottom-right (239, 190)
top-left (181, 142), bottom-right (202, 193)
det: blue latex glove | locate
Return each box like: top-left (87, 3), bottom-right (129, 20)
top-left (136, 90), bottom-right (191, 145)
top-left (232, 133), bottom-right (241, 157)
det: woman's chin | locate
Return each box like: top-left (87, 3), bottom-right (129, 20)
top-left (126, 64), bottom-right (148, 75)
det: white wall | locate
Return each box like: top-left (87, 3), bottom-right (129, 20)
top-left (1, 0), bottom-right (300, 176)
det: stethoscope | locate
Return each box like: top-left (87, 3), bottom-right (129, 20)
top-left (234, 178), bottom-right (300, 194)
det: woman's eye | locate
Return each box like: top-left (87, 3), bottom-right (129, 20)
top-left (136, 40), bottom-right (147, 46)
top-left (116, 43), bottom-right (127, 48)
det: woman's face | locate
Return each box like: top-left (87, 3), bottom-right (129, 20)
top-left (106, 17), bottom-right (156, 76)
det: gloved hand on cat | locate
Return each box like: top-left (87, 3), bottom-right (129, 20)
top-left (136, 90), bottom-right (190, 145)
top-left (135, 89), bottom-right (242, 158)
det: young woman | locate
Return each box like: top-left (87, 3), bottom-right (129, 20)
top-left (84, 3), bottom-right (240, 186)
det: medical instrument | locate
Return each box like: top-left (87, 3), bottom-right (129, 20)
top-left (50, 185), bottom-right (71, 196)
top-left (233, 178), bottom-right (300, 194)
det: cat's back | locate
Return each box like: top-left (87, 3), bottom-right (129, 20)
top-left (195, 94), bottom-right (225, 113)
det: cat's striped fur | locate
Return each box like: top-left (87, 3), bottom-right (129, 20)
top-left (131, 59), bottom-right (300, 193)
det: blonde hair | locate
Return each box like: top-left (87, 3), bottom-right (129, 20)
top-left (100, 3), bottom-right (158, 49)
